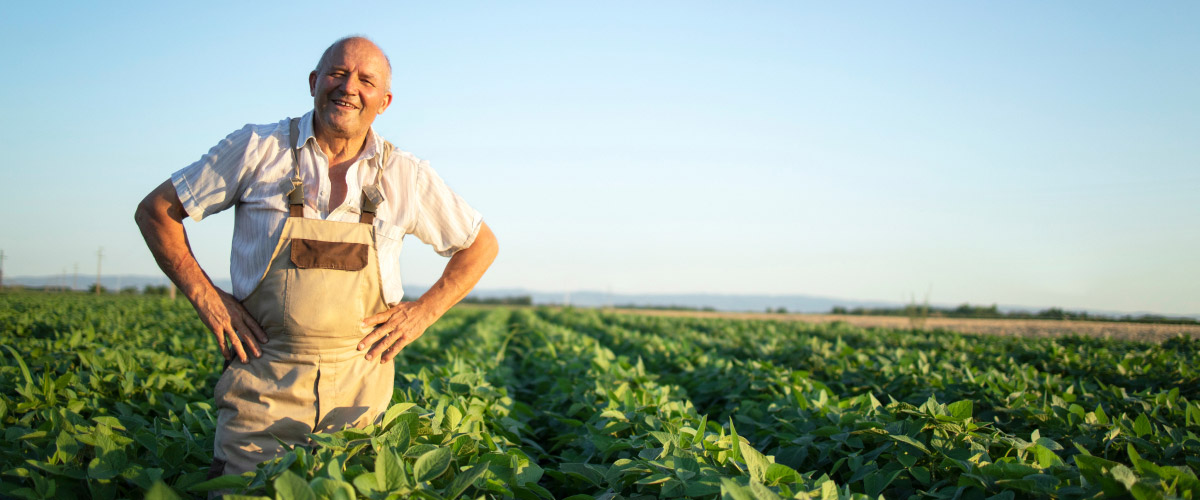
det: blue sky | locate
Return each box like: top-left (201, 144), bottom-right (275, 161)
top-left (1, 1), bottom-right (1197, 315)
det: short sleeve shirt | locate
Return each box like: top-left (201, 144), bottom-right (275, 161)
top-left (171, 111), bottom-right (482, 304)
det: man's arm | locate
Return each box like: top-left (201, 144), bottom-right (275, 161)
top-left (134, 179), bottom-right (268, 363)
top-left (359, 222), bottom-right (498, 363)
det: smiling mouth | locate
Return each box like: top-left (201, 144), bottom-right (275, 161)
top-left (331, 98), bottom-right (359, 110)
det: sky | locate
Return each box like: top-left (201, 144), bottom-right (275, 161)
top-left (1, 1), bottom-right (1197, 315)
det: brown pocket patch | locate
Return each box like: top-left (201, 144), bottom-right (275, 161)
top-left (290, 239), bottom-right (368, 271)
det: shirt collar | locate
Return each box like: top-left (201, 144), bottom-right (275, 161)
top-left (296, 110), bottom-right (383, 164)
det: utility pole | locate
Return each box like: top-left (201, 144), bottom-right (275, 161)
top-left (73, 263), bottom-right (78, 291)
top-left (95, 247), bottom-right (103, 294)
top-left (0, 249), bottom-right (5, 288)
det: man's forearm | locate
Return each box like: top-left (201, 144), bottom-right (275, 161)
top-left (415, 222), bottom-right (499, 316)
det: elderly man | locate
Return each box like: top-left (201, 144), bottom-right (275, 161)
top-left (134, 36), bottom-right (498, 476)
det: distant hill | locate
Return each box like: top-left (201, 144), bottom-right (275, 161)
top-left (5, 274), bottom-right (232, 293)
top-left (6, 274), bottom-right (1197, 320)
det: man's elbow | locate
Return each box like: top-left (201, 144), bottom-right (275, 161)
top-left (477, 222), bottom-right (499, 260)
top-left (136, 180), bottom-right (186, 230)
top-left (134, 195), bottom-right (155, 230)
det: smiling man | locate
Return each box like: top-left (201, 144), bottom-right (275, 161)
top-left (134, 36), bottom-right (498, 477)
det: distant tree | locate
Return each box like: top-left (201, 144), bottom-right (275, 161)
top-left (143, 285), bottom-right (170, 295)
top-left (1038, 308), bottom-right (1067, 320)
top-left (461, 295), bottom-right (533, 306)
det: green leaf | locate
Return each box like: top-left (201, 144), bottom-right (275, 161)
top-left (87, 450), bottom-right (127, 480)
top-left (144, 481), bottom-right (182, 500)
top-left (376, 447), bottom-right (408, 490)
top-left (92, 416), bottom-right (125, 430)
top-left (947, 400), bottom-right (973, 420)
top-left (719, 477), bottom-right (754, 500)
top-left (325, 457), bottom-right (344, 483)
top-left (865, 469), bottom-right (902, 497)
top-left (1110, 464), bottom-right (1138, 489)
top-left (693, 414), bottom-right (709, 447)
top-left (273, 470), bottom-right (315, 500)
top-left (887, 434), bottom-right (930, 455)
top-left (188, 473), bottom-right (253, 492)
top-left (910, 466), bottom-right (931, 484)
top-left (509, 449), bottom-right (543, 486)
top-left (764, 463), bottom-right (801, 486)
top-left (25, 460), bottom-right (87, 480)
top-left (1032, 445), bottom-right (1063, 468)
top-left (352, 473), bottom-right (380, 497)
top-left (309, 478), bottom-right (355, 500)
top-left (54, 432), bottom-right (81, 463)
top-left (382, 403), bottom-right (417, 429)
top-left (387, 419), bottom-right (412, 450)
top-left (599, 409), bottom-right (626, 420)
top-left (444, 463), bottom-right (488, 500)
top-left (739, 440), bottom-right (771, 483)
top-left (1, 345), bottom-right (34, 388)
top-left (413, 447), bottom-right (453, 483)
top-left (729, 419), bottom-right (742, 463)
top-left (560, 463), bottom-right (604, 487)
top-left (1132, 414), bottom-right (1152, 437)
top-left (675, 454), bottom-right (700, 481)
top-left (635, 473), bottom-right (671, 485)
top-left (749, 480), bottom-right (784, 500)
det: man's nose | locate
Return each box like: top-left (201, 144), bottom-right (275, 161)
top-left (338, 74), bottom-right (361, 95)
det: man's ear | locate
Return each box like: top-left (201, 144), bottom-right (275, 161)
top-left (309, 71), bottom-right (318, 97)
top-left (377, 91), bottom-right (393, 115)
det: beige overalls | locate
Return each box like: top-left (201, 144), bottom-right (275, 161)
top-left (212, 118), bottom-right (395, 476)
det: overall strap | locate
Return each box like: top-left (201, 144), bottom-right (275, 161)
top-left (358, 141), bottom-right (391, 225)
top-left (286, 118), bottom-right (304, 218)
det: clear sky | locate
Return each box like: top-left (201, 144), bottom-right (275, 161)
top-left (1, 1), bottom-right (1197, 315)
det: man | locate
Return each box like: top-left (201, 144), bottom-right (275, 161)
top-left (134, 36), bottom-right (498, 476)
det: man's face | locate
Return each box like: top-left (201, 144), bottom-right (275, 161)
top-left (309, 39), bottom-right (393, 140)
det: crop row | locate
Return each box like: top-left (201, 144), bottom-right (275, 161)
top-left (1, 292), bottom-right (1197, 499)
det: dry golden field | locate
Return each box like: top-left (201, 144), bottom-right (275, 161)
top-left (607, 308), bottom-right (1200, 343)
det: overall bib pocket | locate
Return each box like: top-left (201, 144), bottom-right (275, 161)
top-left (290, 239), bottom-right (368, 271)
top-left (282, 238), bottom-right (376, 338)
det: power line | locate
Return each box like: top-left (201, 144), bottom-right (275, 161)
top-left (95, 247), bottom-right (103, 294)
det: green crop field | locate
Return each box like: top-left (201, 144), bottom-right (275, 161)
top-left (0, 292), bottom-right (1197, 499)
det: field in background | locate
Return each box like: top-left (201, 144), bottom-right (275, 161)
top-left (1, 292), bottom-right (1197, 499)
top-left (610, 308), bottom-right (1200, 344)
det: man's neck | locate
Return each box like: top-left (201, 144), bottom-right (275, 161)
top-left (313, 123), bottom-right (369, 163)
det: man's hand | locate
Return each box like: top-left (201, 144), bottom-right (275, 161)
top-left (357, 222), bottom-right (498, 364)
top-left (358, 302), bottom-right (437, 363)
top-left (192, 286), bottom-right (268, 363)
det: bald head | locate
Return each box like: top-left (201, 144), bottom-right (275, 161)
top-left (315, 36), bottom-right (392, 91)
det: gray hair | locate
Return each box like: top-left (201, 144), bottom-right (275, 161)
top-left (314, 35), bottom-right (392, 91)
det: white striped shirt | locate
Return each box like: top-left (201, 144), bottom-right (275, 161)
top-left (171, 111), bottom-right (482, 304)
